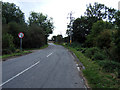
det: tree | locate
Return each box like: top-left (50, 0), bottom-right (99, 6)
top-left (85, 20), bottom-right (112, 47)
top-left (96, 30), bottom-right (112, 49)
top-left (52, 36), bottom-right (57, 42)
top-left (2, 33), bottom-right (15, 54)
top-left (28, 12), bottom-right (54, 44)
top-left (56, 35), bottom-right (63, 44)
top-left (23, 24), bottom-right (46, 48)
top-left (72, 16), bottom-right (98, 43)
top-left (2, 2), bottom-right (25, 24)
top-left (28, 12), bottom-right (54, 35)
top-left (85, 2), bottom-right (116, 22)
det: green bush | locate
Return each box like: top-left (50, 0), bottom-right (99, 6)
top-left (93, 52), bottom-right (107, 60)
top-left (2, 33), bottom-right (15, 53)
top-left (96, 30), bottom-right (112, 49)
top-left (2, 49), bottom-right (12, 55)
top-left (84, 47), bottom-right (100, 58)
top-left (84, 47), bottom-right (107, 60)
top-left (71, 42), bottom-right (81, 48)
top-left (97, 60), bottom-right (120, 77)
top-left (15, 49), bottom-right (21, 53)
top-left (23, 25), bottom-right (46, 48)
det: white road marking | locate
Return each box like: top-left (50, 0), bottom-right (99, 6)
top-left (47, 52), bottom-right (53, 57)
top-left (76, 64), bottom-right (78, 67)
top-left (77, 67), bottom-right (80, 71)
top-left (0, 61), bottom-right (40, 87)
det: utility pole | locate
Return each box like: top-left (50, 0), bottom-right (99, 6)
top-left (67, 11), bottom-right (74, 44)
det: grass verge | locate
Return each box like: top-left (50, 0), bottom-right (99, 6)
top-left (1, 50), bottom-right (32, 59)
top-left (63, 44), bottom-right (120, 89)
top-left (1, 44), bottom-right (48, 60)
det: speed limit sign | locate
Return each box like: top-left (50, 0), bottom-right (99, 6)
top-left (18, 32), bottom-right (24, 38)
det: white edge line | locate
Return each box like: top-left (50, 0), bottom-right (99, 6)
top-left (47, 52), bottom-right (53, 57)
top-left (0, 61), bottom-right (40, 87)
top-left (77, 67), bottom-right (80, 71)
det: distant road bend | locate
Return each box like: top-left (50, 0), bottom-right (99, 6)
top-left (2, 43), bottom-right (86, 88)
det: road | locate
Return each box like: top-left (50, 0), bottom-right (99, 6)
top-left (2, 43), bottom-right (86, 88)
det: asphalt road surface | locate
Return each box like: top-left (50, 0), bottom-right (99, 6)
top-left (2, 43), bottom-right (86, 88)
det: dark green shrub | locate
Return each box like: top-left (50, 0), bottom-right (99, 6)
top-left (2, 33), bottom-right (15, 53)
top-left (23, 25), bottom-right (46, 48)
top-left (84, 47), bottom-right (107, 60)
top-left (15, 49), bottom-right (21, 53)
top-left (97, 60), bottom-right (120, 77)
top-left (93, 52), bottom-right (107, 60)
top-left (84, 47), bottom-right (100, 58)
top-left (96, 30), bottom-right (112, 49)
top-left (2, 49), bottom-right (12, 55)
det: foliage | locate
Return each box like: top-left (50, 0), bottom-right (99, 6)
top-left (56, 35), bottom-right (63, 44)
top-left (2, 2), bottom-right (25, 24)
top-left (91, 20), bottom-right (112, 36)
top-left (84, 47), bottom-right (107, 60)
top-left (93, 52), bottom-right (107, 60)
top-left (28, 12), bottom-right (54, 35)
top-left (64, 45), bottom-right (120, 88)
top-left (85, 2), bottom-right (116, 22)
top-left (2, 33), bottom-right (15, 54)
top-left (72, 16), bottom-right (98, 43)
top-left (96, 30), bottom-right (112, 49)
top-left (2, 50), bottom-right (32, 59)
top-left (28, 12), bottom-right (54, 44)
top-left (114, 11), bottom-right (120, 29)
top-left (52, 35), bottom-right (57, 42)
top-left (97, 60), bottom-right (120, 74)
top-left (23, 24), bottom-right (46, 48)
top-left (2, 1), bottom-right (54, 54)
top-left (85, 20), bottom-right (112, 47)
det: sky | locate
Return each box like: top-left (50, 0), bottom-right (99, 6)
top-left (2, 0), bottom-right (120, 39)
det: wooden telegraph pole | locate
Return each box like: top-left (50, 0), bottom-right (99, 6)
top-left (67, 11), bottom-right (74, 44)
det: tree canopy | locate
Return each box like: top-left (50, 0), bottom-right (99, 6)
top-left (2, 2), bottom-right (25, 24)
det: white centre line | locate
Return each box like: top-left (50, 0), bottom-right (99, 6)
top-left (0, 61), bottom-right (40, 87)
top-left (46, 52), bottom-right (53, 57)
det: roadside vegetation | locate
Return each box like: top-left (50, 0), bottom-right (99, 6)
top-left (63, 43), bottom-right (120, 88)
top-left (1, 44), bottom-right (48, 60)
top-left (53, 2), bottom-right (120, 89)
top-left (1, 50), bottom-right (32, 59)
top-left (2, 2), bottom-right (54, 57)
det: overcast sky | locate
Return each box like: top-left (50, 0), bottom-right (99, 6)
top-left (3, 0), bottom-right (120, 39)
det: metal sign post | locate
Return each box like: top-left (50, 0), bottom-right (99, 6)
top-left (20, 38), bottom-right (22, 51)
top-left (18, 32), bottom-right (24, 51)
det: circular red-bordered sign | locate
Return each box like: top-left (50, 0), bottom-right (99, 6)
top-left (18, 32), bottom-right (24, 38)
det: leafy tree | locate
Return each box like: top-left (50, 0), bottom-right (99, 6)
top-left (56, 35), bottom-right (63, 44)
top-left (85, 2), bottom-right (116, 22)
top-left (2, 2), bottom-right (25, 24)
top-left (28, 12), bottom-right (54, 44)
top-left (2, 33), bottom-right (15, 53)
top-left (85, 20), bottom-right (112, 47)
top-left (96, 30), bottom-right (112, 49)
top-left (72, 16), bottom-right (98, 43)
top-left (7, 22), bottom-right (26, 48)
top-left (114, 11), bottom-right (120, 29)
top-left (28, 12), bottom-right (53, 35)
top-left (23, 24), bottom-right (46, 48)
top-left (52, 35), bottom-right (57, 42)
